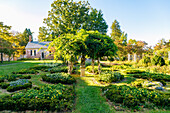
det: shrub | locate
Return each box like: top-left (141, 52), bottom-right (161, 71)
top-left (141, 56), bottom-right (151, 65)
top-left (19, 75), bottom-right (31, 79)
top-left (160, 80), bottom-right (166, 86)
top-left (99, 72), bottom-right (124, 83)
top-left (50, 66), bottom-right (68, 73)
top-left (0, 84), bottom-right (75, 111)
top-left (151, 55), bottom-right (165, 66)
top-left (7, 82), bottom-right (32, 92)
top-left (42, 73), bottom-right (76, 84)
top-left (29, 65), bottom-right (52, 70)
top-left (0, 82), bottom-right (10, 89)
top-left (12, 69), bottom-right (38, 74)
top-left (86, 66), bottom-right (99, 74)
top-left (102, 85), bottom-right (169, 110)
top-left (9, 79), bottom-right (29, 86)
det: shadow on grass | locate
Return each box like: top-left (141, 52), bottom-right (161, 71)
top-left (72, 76), bottom-right (115, 113)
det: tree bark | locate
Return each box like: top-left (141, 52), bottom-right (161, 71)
top-left (98, 57), bottom-right (101, 75)
top-left (1, 52), bottom-right (3, 63)
top-left (80, 55), bottom-right (85, 77)
top-left (68, 61), bottom-right (71, 74)
top-left (92, 59), bottom-right (95, 74)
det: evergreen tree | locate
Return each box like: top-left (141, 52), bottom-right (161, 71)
top-left (110, 20), bottom-right (122, 40)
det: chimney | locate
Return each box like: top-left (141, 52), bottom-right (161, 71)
top-left (29, 35), bottom-right (32, 42)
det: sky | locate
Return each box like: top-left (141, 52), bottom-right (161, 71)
top-left (0, 0), bottom-right (170, 46)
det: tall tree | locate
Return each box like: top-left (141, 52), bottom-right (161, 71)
top-left (20, 28), bottom-right (33, 46)
top-left (0, 22), bottom-right (11, 63)
top-left (83, 8), bottom-right (108, 34)
top-left (39, 0), bottom-right (90, 41)
top-left (110, 20), bottom-right (122, 40)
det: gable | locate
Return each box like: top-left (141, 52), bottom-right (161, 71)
top-left (25, 41), bottom-right (51, 49)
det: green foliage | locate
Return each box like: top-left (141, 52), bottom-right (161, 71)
top-left (20, 28), bottom-right (33, 46)
top-left (110, 20), bottom-right (122, 40)
top-left (49, 66), bottom-right (68, 73)
top-left (29, 65), bottom-right (52, 70)
top-left (141, 56), bottom-right (151, 65)
top-left (83, 8), bottom-right (108, 34)
top-left (125, 69), bottom-right (145, 74)
top-left (102, 85), bottom-right (169, 109)
top-left (151, 55), bottom-right (165, 66)
top-left (86, 66), bottom-right (99, 74)
top-left (133, 73), bottom-right (170, 82)
top-left (0, 84), bottom-right (75, 111)
top-left (0, 82), bottom-right (10, 89)
top-left (7, 82), bottom-right (32, 92)
top-left (99, 72), bottom-right (124, 83)
top-left (12, 69), bottom-right (38, 74)
top-left (39, 0), bottom-right (90, 41)
top-left (42, 73), bottom-right (76, 84)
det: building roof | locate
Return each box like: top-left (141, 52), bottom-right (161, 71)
top-left (25, 41), bottom-right (51, 49)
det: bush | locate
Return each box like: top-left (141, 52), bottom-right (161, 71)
top-left (102, 85), bottom-right (169, 110)
top-left (99, 72), bottom-right (124, 83)
top-left (7, 82), bottom-right (32, 92)
top-left (151, 55), bottom-right (165, 66)
top-left (141, 56), bottom-right (151, 65)
top-left (50, 66), bottom-right (68, 73)
top-left (160, 80), bottom-right (166, 86)
top-left (125, 69), bottom-right (145, 74)
top-left (0, 84), bottom-right (75, 111)
top-left (19, 75), bottom-right (31, 79)
top-left (29, 65), bottom-right (52, 70)
top-left (86, 66), bottom-right (99, 74)
top-left (12, 69), bottom-right (38, 74)
top-left (42, 73), bottom-right (76, 84)
top-left (0, 82), bottom-right (10, 89)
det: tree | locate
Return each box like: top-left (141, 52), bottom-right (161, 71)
top-left (83, 8), bottom-right (108, 34)
top-left (0, 22), bottom-right (11, 63)
top-left (110, 20), bottom-right (122, 40)
top-left (20, 28), bottom-right (33, 46)
top-left (39, 0), bottom-right (90, 42)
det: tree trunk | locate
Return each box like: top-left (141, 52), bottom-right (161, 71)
top-left (68, 61), bottom-right (72, 74)
top-left (98, 57), bottom-right (101, 75)
top-left (1, 52), bottom-right (3, 63)
top-left (80, 55), bottom-right (85, 77)
top-left (8, 55), bottom-right (10, 62)
top-left (68, 61), bottom-right (73, 74)
top-left (92, 59), bottom-right (95, 74)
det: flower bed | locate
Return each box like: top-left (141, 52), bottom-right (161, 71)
top-left (99, 72), bottom-right (124, 83)
top-left (102, 85), bottom-right (169, 110)
top-left (42, 73), bottom-right (76, 84)
top-left (12, 69), bottom-right (38, 74)
top-left (0, 84), bottom-right (75, 111)
top-left (0, 74), bottom-right (31, 82)
top-left (0, 79), bottom-right (32, 92)
top-left (49, 66), bottom-right (68, 73)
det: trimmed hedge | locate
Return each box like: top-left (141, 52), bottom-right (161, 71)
top-left (0, 84), bottom-right (75, 111)
top-left (7, 82), bottom-right (32, 92)
top-left (42, 73), bottom-right (76, 84)
top-left (99, 72), bottom-right (124, 83)
top-left (102, 85), bottom-right (170, 110)
top-left (12, 69), bottom-right (38, 74)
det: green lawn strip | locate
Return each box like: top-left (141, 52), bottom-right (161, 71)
top-left (73, 77), bottom-right (115, 113)
top-left (0, 61), bottom-right (23, 65)
top-left (0, 62), bottom-right (39, 75)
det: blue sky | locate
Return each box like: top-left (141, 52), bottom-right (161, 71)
top-left (0, 0), bottom-right (170, 46)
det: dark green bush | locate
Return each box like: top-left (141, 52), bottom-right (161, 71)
top-left (6, 82), bottom-right (32, 92)
top-left (160, 80), bottom-right (166, 86)
top-left (19, 75), bottom-right (31, 79)
top-left (125, 69), bottom-right (145, 74)
top-left (99, 72), bottom-right (124, 83)
top-left (50, 66), bottom-right (68, 73)
top-left (42, 73), bottom-right (76, 84)
top-left (151, 55), bottom-right (165, 66)
top-left (12, 69), bottom-right (38, 74)
top-left (0, 82), bottom-right (10, 89)
top-left (103, 85), bottom-right (169, 110)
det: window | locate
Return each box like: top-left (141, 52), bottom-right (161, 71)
top-left (49, 51), bottom-right (51, 56)
top-left (34, 50), bottom-right (36, 56)
top-left (30, 50), bottom-right (32, 56)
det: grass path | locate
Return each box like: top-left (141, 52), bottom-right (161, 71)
top-left (73, 76), bottom-right (115, 113)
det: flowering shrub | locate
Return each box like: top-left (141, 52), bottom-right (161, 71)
top-left (42, 73), bottom-right (76, 84)
top-left (0, 84), bottom-right (75, 111)
top-left (102, 85), bottom-right (169, 110)
top-left (9, 79), bottom-right (29, 86)
top-left (99, 72), bottom-right (124, 83)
